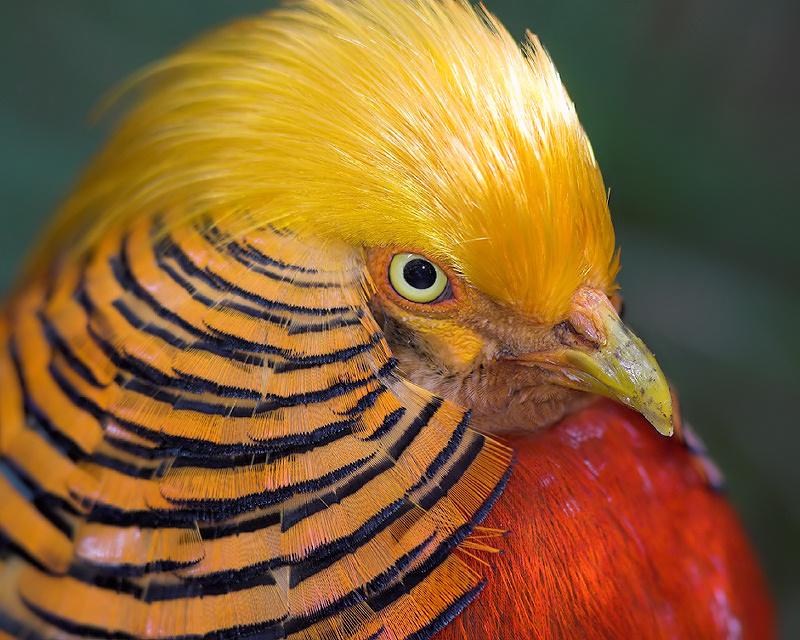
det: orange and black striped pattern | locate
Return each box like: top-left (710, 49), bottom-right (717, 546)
top-left (0, 214), bottom-right (512, 640)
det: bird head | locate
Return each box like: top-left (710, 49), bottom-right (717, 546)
top-left (48, 1), bottom-right (673, 436)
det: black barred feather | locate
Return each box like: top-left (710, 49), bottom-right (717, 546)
top-left (0, 216), bottom-right (512, 640)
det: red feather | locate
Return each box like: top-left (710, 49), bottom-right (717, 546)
top-left (440, 399), bottom-right (774, 639)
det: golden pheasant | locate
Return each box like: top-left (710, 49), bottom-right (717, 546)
top-left (0, 2), bottom-right (773, 639)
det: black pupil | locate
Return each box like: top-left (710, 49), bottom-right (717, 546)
top-left (403, 259), bottom-right (437, 290)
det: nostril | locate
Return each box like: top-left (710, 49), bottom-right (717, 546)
top-left (566, 288), bottom-right (613, 348)
top-left (555, 320), bottom-right (600, 349)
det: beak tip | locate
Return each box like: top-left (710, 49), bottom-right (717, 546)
top-left (643, 398), bottom-right (675, 437)
top-left (656, 420), bottom-right (675, 438)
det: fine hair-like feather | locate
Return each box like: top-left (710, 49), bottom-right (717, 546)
top-left (36, 0), bottom-right (617, 325)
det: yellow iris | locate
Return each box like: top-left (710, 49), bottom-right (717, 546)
top-left (389, 253), bottom-right (448, 303)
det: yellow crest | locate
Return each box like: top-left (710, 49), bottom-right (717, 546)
top-left (43, 0), bottom-right (618, 324)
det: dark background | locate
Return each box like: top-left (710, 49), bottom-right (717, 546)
top-left (1, 1), bottom-right (798, 636)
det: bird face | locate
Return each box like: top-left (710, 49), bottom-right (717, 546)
top-left (366, 247), bottom-right (674, 436)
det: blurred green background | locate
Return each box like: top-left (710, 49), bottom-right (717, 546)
top-left (1, 1), bottom-right (798, 636)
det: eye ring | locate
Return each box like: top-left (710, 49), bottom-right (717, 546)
top-left (388, 253), bottom-right (450, 303)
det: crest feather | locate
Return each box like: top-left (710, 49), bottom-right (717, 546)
top-left (41, 0), bottom-right (618, 324)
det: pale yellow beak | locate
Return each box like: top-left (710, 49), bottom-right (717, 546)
top-left (519, 288), bottom-right (675, 436)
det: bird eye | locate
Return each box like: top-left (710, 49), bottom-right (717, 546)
top-left (388, 253), bottom-right (449, 303)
